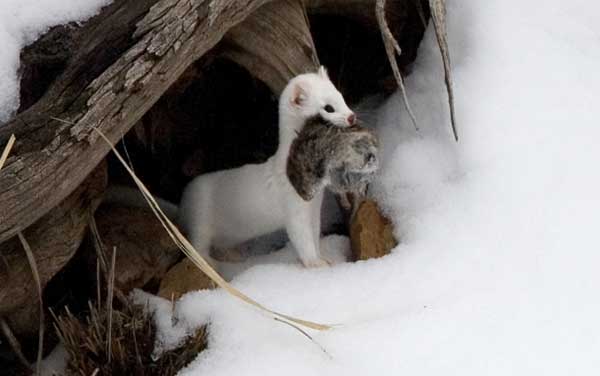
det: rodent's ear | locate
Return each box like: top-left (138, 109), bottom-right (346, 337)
top-left (291, 82), bottom-right (308, 107)
top-left (318, 66), bottom-right (329, 80)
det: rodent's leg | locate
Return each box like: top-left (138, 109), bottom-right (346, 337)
top-left (286, 204), bottom-right (328, 268)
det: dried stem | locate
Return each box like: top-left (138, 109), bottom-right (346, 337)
top-left (89, 215), bottom-right (128, 305)
top-left (429, 0), bottom-right (458, 141)
top-left (0, 134), bottom-right (15, 171)
top-left (376, 0), bottom-right (419, 131)
top-left (18, 232), bottom-right (44, 376)
top-left (0, 316), bottom-right (31, 370)
top-left (106, 246), bottom-right (117, 364)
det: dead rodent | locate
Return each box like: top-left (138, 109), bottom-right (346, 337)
top-left (287, 115), bottom-right (379, 201)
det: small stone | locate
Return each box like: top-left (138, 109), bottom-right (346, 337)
top-left (158, 258), bottom-right (215, 301)
top-left (350, 199), bottom-right (397, 261)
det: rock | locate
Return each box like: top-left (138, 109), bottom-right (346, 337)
top-left (350, 199), bottom-right (397, 261)
top-left (92, 205), bottom-right (180, 293)
top-left (158, 258), bottom-right (215, 301)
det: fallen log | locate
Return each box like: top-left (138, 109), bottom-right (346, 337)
top-left (0, 0), bottom-right (276, 243)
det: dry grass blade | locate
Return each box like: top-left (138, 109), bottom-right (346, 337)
top-left (90, 126), bottom-right (331, 332)
top-left (18, 232), bottom-right (44, 376)
top-left (96, 262), bottom-right (102, 311)
top-left (89, 215), bottom-right (128, 305)
top-left (0, 317), bottom-right (31, 369)
top-left (274, 317), bottom-right (332, 359)
top-left (106, 246), bottom-right (117, 364)
top-left (0, 134), bottom-right (16, 171)
top-left (429, 0), bottom-right (458, 141)
top-left (376, 0), bottom-right (419, 131)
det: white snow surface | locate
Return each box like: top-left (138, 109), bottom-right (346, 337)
top-left (0, 0), bottom-right (110, 123)
top-left (147, 1), bottom-right (600, 375)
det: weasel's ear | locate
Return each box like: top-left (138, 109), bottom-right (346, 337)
top-left (318, 66), bottom-right (329, 80)
top-left (291, 83), bottom-right (308, 107)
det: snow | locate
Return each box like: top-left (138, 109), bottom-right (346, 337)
top-left (149, 0), bottom-right (600, 375)
top-left (7, 0), bottom-right (598, 373)
top-left (0, 0), bottom-right (111, 123)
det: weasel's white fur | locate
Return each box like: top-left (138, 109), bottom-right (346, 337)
top-left (178, 67), bottom-right (355, 268)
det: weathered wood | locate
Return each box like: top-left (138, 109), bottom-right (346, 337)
top-left (0, 0), bottom-right (274, 244)
top-left (221, 0), bottom-right (320, 93)
top-left (0, 161), bottom-right (106, 335)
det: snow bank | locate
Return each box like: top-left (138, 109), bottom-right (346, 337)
top-left (152, 0), bottom-right (600, 375)
top-left (0, 0), bottom-right (111, 123)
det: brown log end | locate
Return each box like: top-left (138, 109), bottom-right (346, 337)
top-left (350, 199), bottom-right (397, 261)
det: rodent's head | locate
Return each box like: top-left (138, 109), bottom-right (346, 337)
top-left (280, 66), bottom-right (355, 129)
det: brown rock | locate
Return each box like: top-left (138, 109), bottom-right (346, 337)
top-left (92, 205), bottom-right (180, 293)
top-left (350, 199), bottom-right (397, 261)
top-left (158, 258), bottom-right (215, 301)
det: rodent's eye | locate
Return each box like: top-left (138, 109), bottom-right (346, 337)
top-left (324, 104), bottom-right (335, 113)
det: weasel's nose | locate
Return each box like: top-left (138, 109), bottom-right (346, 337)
top-left (347, 113), bottom-right (356, 125)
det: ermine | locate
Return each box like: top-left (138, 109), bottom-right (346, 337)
top-left (287, 115), bottom-right (379, 201)
top-left (178, 67), bottom-right (356, 268)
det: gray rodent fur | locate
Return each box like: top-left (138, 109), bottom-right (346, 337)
top-left (287, 115), bottom-right (379, 201)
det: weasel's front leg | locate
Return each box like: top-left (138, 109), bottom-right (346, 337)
top-left (286, 202), bottom-right (328, 268)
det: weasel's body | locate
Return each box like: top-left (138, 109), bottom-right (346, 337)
top-left (179, 160), bottom-right (292, 250)
top-left (178, 67), bottom-right (355, 267)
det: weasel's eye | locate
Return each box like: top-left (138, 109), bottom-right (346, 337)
top-left (324, 104), bottom-right (335, 113)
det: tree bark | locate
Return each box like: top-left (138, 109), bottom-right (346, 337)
top-left (221, 0), bottom-right (320, 94)
top-left (0, 0), bottom-right (274, 244)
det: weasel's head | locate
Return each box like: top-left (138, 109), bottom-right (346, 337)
top-left (280, 66), bottom-right (356, 129)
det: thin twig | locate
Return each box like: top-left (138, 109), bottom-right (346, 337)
top-left (376, 0), bottom-right (419, 131)
top-left (18, 232), bottom-right (44, 376)
top-left (0, 317), bottom-right (31, 369)
top-left (0, 134), bottom-right (16, 171)
top-left (429, 0), bottom-right (458, 141)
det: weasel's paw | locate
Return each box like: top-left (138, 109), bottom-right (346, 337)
top-left (302, 257), bottom-right (331, 268)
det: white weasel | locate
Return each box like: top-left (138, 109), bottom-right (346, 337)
top-left (178, 67), bottom-right (355, 268)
